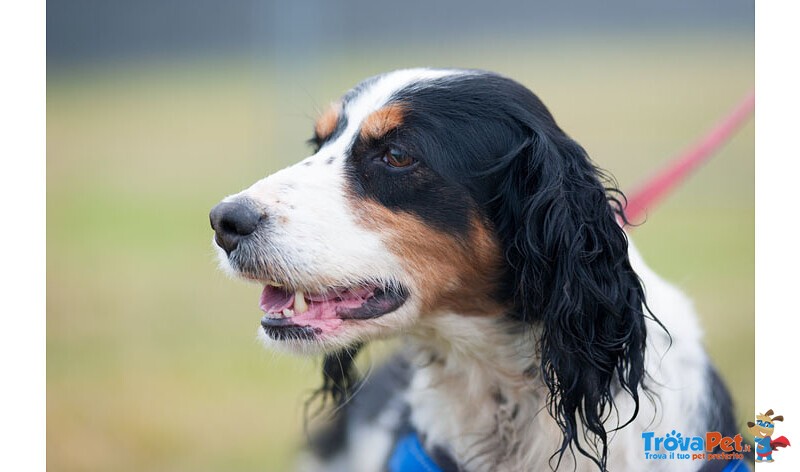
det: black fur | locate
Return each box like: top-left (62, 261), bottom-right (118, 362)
top-left (473, 75), bottom-right (651, 469)
top-left (698, 365), bottom-right (752, 470)
top-left (312, 343), bottom-right (364, 413)
top-left (346, 127), bottom-right (477, 237)
top-left (390, 72), bottom-right (652, 469)
top-left (705, 365), bottom-right (739, 444)
top-left (311, 71), bottom-right (659, 470)
top-left (309, 352), bottom-right (414, 465)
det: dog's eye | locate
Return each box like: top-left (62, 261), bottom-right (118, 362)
top-left (382, 148), bottom-right (415, 168)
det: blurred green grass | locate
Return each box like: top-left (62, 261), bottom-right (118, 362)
top-left (48, 35), bottom-right (753, 471)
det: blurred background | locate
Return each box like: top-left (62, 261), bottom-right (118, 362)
top-left (47, 1), bottom-right (754, 471)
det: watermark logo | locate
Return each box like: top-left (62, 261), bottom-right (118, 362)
top-left (747, 409), bottom-right (791, 463)
top-left (641, 430), bottom-right (750, 462)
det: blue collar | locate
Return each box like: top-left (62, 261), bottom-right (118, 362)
top-left (389, 433), bottom-right (443, 472)
top-left (720, 458), bottom-right (750, 472)
top-left (389, 432), bottom-right (750, 472)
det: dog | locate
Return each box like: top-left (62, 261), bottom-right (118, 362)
top-left (210, 69), bottom-right (742, 471)
top-left (747, 410), bottom-right (789, 462)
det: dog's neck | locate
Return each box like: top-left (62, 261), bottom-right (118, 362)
top-left (405, 314), bottom-right (568, 471)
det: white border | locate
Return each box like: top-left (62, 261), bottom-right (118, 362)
top-left (5, 0), bottom-right (791, 470)
top-left (755, 1), bottom-right (800, 470)
top-left (0, 0), bottom-right (46, 470)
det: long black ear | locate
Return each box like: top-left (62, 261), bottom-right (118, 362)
top-left (302, 343), bottom-right (364, 458)
top-left (305, 343), bottom-right (364, 419)
top-left (490, 124), bottom-right (651, 470)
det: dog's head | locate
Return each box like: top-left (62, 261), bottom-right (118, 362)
top-left (748, 409), bottom-right (783, 438)
top-left (211, 69), bottom-right (648, 467)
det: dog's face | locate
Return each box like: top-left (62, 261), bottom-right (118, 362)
top-left (211, 68), bottom-right (650, 468)
top-left (748, 411), bottom-right (783, 438)
top-left (211, 69), bottom-right (512, 353)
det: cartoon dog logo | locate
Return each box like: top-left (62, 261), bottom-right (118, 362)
top-left (748, 409), bottom-right (791, 463)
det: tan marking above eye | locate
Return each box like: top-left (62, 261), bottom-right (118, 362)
top-left (360, 103), bottom-right (406, 141)
top-left (314, 102), bottom-right (341, 141)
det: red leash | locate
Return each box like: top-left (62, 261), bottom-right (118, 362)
top-left (623, 90), bottom-right (755, 224)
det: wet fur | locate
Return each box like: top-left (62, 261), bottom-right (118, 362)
top-left (213, 69), bottom-right (742, 471)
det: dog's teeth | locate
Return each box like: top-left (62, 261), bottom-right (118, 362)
top-left (294, 291), bottom-right (308, 313)
top-left (282, 308), bottom-right (294, 317)
top-left (267, 281), bottom-right (283, 287)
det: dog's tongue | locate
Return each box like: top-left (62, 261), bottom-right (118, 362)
top-left (259, 286), bottom-right (293, 313)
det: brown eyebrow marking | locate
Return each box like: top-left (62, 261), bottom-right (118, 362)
top-left (360, 103), bottom-right (406, 141)
top-left (314, 102), bottom-right (341, 141)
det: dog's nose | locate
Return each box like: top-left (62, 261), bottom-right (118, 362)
top-left (209, 201), bottom-right (262, 254)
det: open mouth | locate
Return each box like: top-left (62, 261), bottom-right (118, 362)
top-left (259, 282), bottom-right (408, 339)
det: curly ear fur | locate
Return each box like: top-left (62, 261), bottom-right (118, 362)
top-left (301, 74), bottom-right (654, 471)
top-left (490, 117), bottom-right (651, 470)
top-left (306, 343), bottom-right (364, 419)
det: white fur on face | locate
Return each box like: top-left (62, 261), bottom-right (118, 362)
top-left (215, 69), bottom-right (467, 351)
top-left (214, 69), bottom-right (725, 471)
